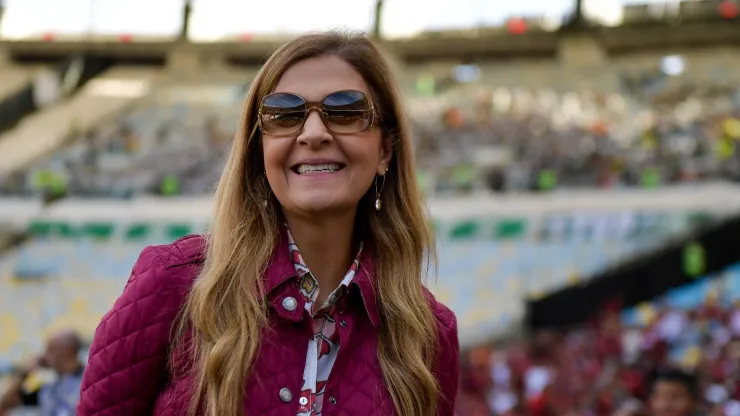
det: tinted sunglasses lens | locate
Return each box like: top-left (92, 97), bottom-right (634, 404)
top-left (322, 91), bottom-right (372, 133)
top-left (260, 93), bottom-right (306, 135)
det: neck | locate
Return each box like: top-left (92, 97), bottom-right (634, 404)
top-left (285, 210), bottom-right (356, 304)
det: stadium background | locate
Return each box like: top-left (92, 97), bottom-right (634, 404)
top-left (2, 0), bottom-right (740, 414)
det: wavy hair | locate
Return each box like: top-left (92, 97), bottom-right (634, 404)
top-left (175, 31), bottom-right (439, 416)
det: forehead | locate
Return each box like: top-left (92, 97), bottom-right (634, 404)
top-left (654, 381), bottom-right (690, 396)
top-left (273, 55), bottom-right (370, 102)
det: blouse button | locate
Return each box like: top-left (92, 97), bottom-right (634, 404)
top-left (329, 396), bottom-right (337, 405)
top-left (339, 319), bottom-right (348, 327)
top-left (279, 387), bottom-right (293, 403)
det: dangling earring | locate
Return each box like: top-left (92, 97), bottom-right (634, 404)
top-left (263, 171), bottom-right (269, 208)
top-left (375, 168), bottom-right (388, 211)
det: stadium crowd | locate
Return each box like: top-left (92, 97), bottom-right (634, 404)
top-left (456, 291), bottom-right (740, 415)
top-left (2, 76), bottom-right (740, 199)
top-left (3, 49), bottom-right (740, 416)
top-left (414, 90), bottom-right (740, 194)
top-left (7, 277), bottom-right (738, 416)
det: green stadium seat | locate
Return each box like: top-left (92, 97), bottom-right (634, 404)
top-left (125, 223), bottom-right (152, 240)
top-left (450, 221), bottom-right (480, 239)
top-left (166, 224), bottom-right (193, 240)
top-left (83, 223), bottom-right (115, 240)
top-left (494, 219), bottom-right (526, 239)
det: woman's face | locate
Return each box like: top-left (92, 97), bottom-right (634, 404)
top-left (262, 55), bottom-right (391, 218)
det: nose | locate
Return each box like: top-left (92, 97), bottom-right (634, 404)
top-left (296, 109), bottom-right (333, 148)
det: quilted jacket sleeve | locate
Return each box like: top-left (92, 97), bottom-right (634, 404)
top-left (78, 246), bottom-right (189, 415)
top-left (435, 305), bottom-right (460, 416)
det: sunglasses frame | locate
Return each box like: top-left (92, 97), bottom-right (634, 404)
top-left (258, 90), bottom-right (380, 137)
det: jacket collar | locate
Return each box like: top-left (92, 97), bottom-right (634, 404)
top-left (351, 249), bottom-right (379, 327)
top-left (263, 227), bottom-right (379, 327)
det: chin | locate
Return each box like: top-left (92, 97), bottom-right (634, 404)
top-left (287, 198), bottom-right (356, 217)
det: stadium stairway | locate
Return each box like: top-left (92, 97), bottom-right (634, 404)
top-left (0, 55), bottom-right (118, 134)
top-left (0, 64), bottom-right (48, 133)
top-left (0, 67), bottom-right (161, 175)
top-left (0, 65), bottom-right (46, 101)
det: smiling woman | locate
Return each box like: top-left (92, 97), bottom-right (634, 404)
top-left (77, 31), bottom-right (459, 416)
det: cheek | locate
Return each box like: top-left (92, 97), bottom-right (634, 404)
top-left (261, 139), bottom-right (291, 190)
top-left (343, 133), bottom-right (383, 171)
top-left (262, 139), bottom-right (290, 170)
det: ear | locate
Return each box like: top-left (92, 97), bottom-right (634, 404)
top-left (377, 136), bottom-right (393, 176)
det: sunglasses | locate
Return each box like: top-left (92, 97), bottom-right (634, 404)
top-left (258, 90), bottom-right (379, 137)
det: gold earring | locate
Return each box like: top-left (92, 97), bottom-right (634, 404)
top-left (375, 171), bottom-right (387, 211)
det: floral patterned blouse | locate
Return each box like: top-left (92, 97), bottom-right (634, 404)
top-left (286, 228), bottom-right (362, 416)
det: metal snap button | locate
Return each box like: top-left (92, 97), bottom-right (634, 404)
top-left (329, 396), bottom-right (337, 404)
top-left (279, 387), bottom-right (293, 403)
top-left (282, 296), bottom-right (298, 312)
top-left (339, 319), bottom-right (348, 327)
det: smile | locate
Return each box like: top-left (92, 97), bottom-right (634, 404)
top-left (292, 163), bottom-right (345, 175)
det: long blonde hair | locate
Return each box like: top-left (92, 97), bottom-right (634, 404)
top-left (175, 31), bottom-right (439, 416)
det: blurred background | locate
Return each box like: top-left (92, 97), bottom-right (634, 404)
top-left (1, 0), bottom-right (740, 414)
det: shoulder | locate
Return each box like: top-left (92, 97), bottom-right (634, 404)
top-left (138, 234), bottom-right (207, 271)
top-left (110, 234), bottom-right (206, 319)
top-left (79, 236), bottom-right (205, 415)
top-left (129, 234), bottom-right (206, 286)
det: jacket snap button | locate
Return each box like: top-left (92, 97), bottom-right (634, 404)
top-left (282, 297), bottom-right (298, 312)
top-left (329, 396), bottom-right (337, 405)
top-left (279, 387), bottom-right (293, 403)
top-left (339, 319), bottom-right (347, 327)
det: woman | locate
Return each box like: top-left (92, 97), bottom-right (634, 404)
top-left (77, 31), bottom-right (459, 416)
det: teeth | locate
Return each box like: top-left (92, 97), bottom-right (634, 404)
top-left (296, 163), bottom-right (342, 174)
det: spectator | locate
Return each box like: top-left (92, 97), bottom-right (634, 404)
top-left (0, 330), bottom-right (84, 416)
top-left (648, 369), bottom-right (701, 416)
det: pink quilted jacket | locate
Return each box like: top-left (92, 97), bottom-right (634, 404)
top-left (77, 234), bottom-right (460, 415)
